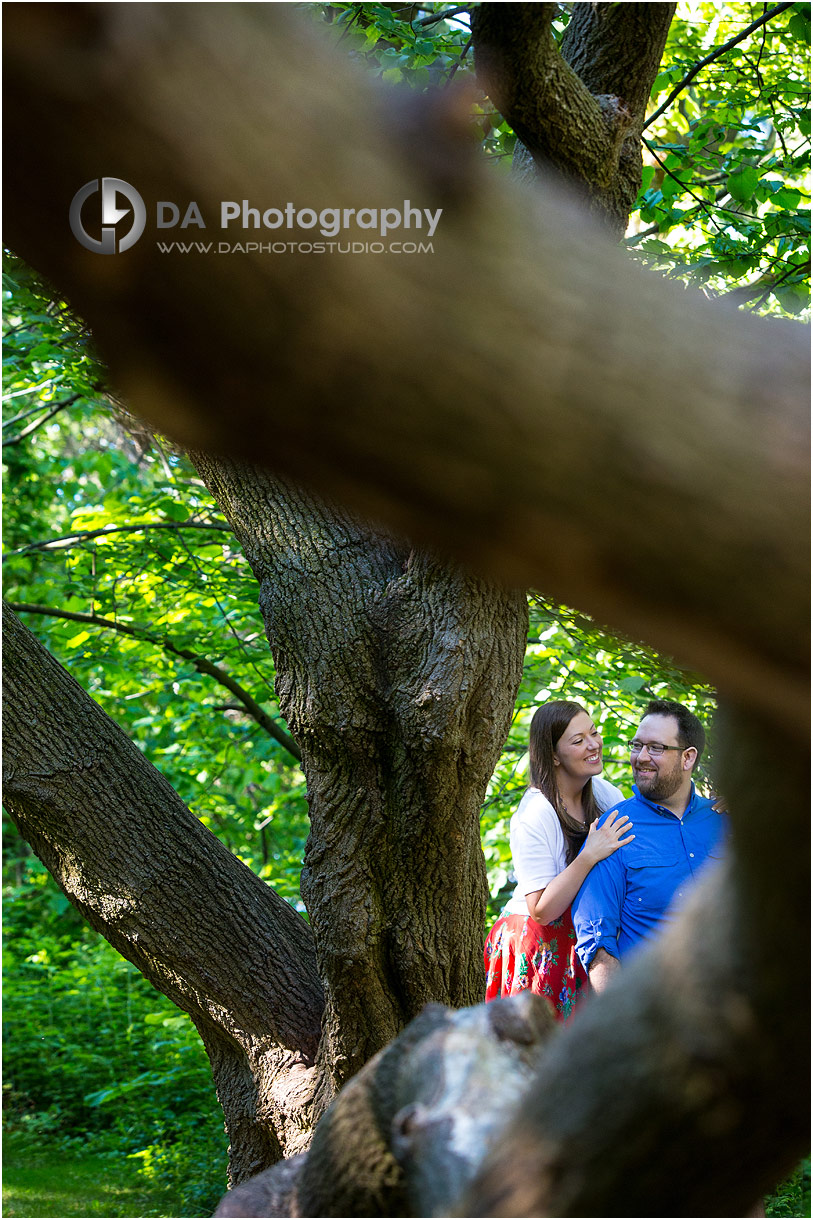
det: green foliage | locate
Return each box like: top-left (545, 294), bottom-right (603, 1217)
top-left (3, 253), bottom-right (310, 910)
top-left (628, 3), bottom-right (811, 316)
top-left (316, 3), bottom-right (473, 90)
top-left (766, 1157), bottom-right (811, 1217)
top-left (3, 833), bottom-right (227, 1213)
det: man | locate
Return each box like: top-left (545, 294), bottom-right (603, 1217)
top-left (572, 698), bottom-right (728, 992)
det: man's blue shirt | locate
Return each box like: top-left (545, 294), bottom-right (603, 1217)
top-left (572, 784), bottom-right (728, 971)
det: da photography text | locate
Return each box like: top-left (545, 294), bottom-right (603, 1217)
top-left (165, 199), bottom-right (443, 238)
top-left (69, 178), bottom-right (443, 255)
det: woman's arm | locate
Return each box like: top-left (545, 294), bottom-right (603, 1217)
top-left (525, 810), bottom-right (634, 925)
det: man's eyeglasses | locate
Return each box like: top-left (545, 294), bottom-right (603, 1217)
top-left (627, 740), bottom-right (685, 757)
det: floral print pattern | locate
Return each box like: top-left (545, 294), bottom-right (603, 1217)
top-left (484, 907), bottom-right (587, 1022)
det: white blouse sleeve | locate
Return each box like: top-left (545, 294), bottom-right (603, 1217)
top-left (509, 790), bottom-right (566, 895)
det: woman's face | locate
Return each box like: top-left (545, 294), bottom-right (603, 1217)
top-left (553, 711), bottom-right (603, 782)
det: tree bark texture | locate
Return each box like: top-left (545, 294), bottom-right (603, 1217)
top-left (1, 603), bottom-right (325, 1178)
top-left (190, 458), bottom-right (528, 1094)
top-left (472, 3), bottom-right (676, 236)
top-left (3, 3), bottom-right (808, 730)
top-left (216, 994), bottom-right (558, 1219)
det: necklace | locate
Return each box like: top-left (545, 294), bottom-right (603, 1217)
top-left (561, 799), bottom-right (587, 828)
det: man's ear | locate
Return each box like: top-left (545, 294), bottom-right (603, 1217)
top-left (683, 746), bottom-right (698, 772)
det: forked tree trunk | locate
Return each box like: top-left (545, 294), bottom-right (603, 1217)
top-left (191, 459), bottom-right (528, 1094)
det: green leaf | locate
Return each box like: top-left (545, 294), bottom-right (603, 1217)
top-left (726, 166), bottom-right (760, 203)
top-left (789, 12), bottom-right (811, 41)
top-left (661, 173), bottom-right (685, 202)
top-left (618, 675), bottom-right (647, 693)
top-left (771, 187), bottom-right (804, 209)
top-left (772, 283), bottom-right (811, 314)
top-left (64, 630), bottom-right (91, 649)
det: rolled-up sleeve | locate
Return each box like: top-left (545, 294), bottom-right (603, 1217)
top-left (572, 847), bottom-right (625, 972)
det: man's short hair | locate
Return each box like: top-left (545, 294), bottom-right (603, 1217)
top-left (642, 698), bottom-right (705, 762)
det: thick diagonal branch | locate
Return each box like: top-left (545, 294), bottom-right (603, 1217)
top-left (2, 4), bottom-right (808, 717)
top-left (1, 603), bottom-right (324, 1174)
top-left (473, 3), bottom-right (676, 232)
top-left (472, 4), bottom-right (630, 188)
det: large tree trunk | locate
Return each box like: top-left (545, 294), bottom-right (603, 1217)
top-left (190, 460), bottom-right (527, 1094)
top-left (1, 603), bottom-right (325, 1180)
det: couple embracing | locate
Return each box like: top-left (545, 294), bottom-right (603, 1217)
top-left (484, 697), bottom-right (727, 1020)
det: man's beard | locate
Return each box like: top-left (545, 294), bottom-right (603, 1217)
top-left (634, 762), bottom-right (683, 802)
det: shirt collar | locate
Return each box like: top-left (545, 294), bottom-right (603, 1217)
top-left (632, 780), bottom-right (698, 818)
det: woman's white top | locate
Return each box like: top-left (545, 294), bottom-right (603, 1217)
top-left (503, 776), bottom-right (625, 916)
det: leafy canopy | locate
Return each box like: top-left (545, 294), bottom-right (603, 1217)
top-left (318, 1), bottom-right (811, 315)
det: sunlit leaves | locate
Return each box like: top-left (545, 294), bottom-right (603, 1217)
top-left (316, 3), bottom-right (472, 88)
top-left (628, 2), bottom-right (810, 316)
top-left (3, 260), bottom-right (308, 907)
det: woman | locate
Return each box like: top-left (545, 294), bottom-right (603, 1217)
top-left (484, 699), bottom-right (634, 1021)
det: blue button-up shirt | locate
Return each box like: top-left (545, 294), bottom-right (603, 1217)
top-left (572, 784), bottom-right (728, 971)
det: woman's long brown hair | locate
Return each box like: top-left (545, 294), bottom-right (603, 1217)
top-left (528, 700), bottom-right (601, 865)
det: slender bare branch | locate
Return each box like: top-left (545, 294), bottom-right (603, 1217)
top-left (416, 6), bottom-right (470, 28)
top-left (643, 3), bottom-right (796, 131)
top-left (4, 519), bottom-right (233, 558)
top-left (6, 601), bottom-right (302, 762)
top-left (2, 395), bottom-right (80, 447)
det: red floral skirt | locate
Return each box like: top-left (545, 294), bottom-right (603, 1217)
top-left (484, 907), bottom-right (588, 1022)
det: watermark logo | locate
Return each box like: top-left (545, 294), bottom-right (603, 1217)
top-left (69, 178), bottom-right (146, 254)
top-left (68, 181), bottom-right (439, 255)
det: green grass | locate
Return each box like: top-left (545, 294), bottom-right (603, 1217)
top-left (2, 1136), bottom-right (808, 1218)
top-left (2, 1139), bottom-right (183, 1219)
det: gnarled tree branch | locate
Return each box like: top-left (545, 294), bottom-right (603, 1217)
top-left (1, 602), bottom-right (322, 1174)
top-left (472, 3), bottom-right (676, 233)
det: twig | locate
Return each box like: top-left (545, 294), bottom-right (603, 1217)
top-left (443, 32), bottom-right (472, 87)
top-left (742, 259), bottom-right (810, 309)
top-left (2, 395), bottom-right (80, 447)
top-left (6, 601), bottom-right (302, 763)
top-left (642, 138), bottom-right (724, 231)
top-left (416, 5), bottom-right (470, 27)
top-left (4, 520), bottom-right (233, 559)
top-left (2, 378), bottom-right (59, 409)
top-left (623, 223), bottom-right (661, 246)
top-left (643, 3), bottom-right (795, 132)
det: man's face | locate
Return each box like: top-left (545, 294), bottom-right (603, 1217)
top-left (631, 714), bottom-right (690, 803)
